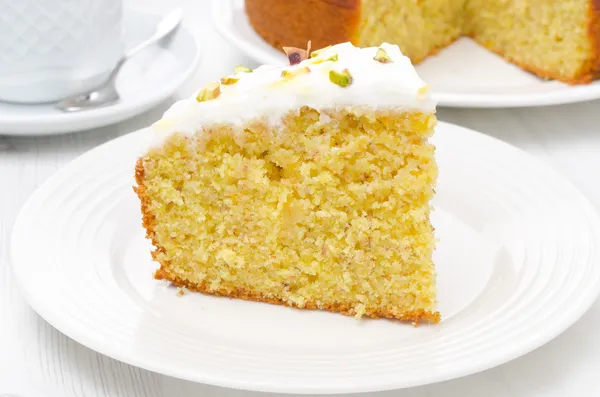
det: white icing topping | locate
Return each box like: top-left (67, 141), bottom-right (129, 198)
top-left (153, 42), bottom-right (435, 135)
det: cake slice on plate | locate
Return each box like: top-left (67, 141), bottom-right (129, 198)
top-left (134, 42), bottom-right (440, 323)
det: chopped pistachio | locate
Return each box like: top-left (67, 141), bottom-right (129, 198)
top-left (283, 40), bottom-right (311, 65)
top-left (311, 53), bottom-right (338, 64)
top-left (195, 82), bottom-right (221, 102)
top-left (220, 76), bottom-right (239, 85)
top-left (325, 53), bottom-right (339, 62)
top-left (281, 66), bottom-right (311, 79)
top-left (374, 47), bottom-right (393, 63)
top-left (310, 45), bottom-right (332, 58)
top-left (283, 49), bottom-right (305, 65)
top-left (283, 47), bottom-right (308, 65)
top-left (329, 68), bottom-right (353, 88)
top-left (234, 65), bottom-right (253, 73)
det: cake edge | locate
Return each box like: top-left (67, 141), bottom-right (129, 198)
top-left (155, 268), bottom-right (441, 324)
top-left (134, 157), bottom-right (167, 263)
top-left (134, 157), bottom-right (441, 325)
top-left (466, 0), bottom-right (600, 84)
top-left (585, 0), bottom-right (600, 84)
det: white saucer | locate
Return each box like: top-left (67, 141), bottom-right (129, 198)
top-left (11, 122), bottom-right (600, 393)
top-left (0, 8), bottom-right (201, 136)
top-left (212, 0), bottom-right (600, 108)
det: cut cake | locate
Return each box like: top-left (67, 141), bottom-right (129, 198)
top-left (246, 0), bottom-right (600, 84)
top-left (134, 42), bottom-right (440, 323)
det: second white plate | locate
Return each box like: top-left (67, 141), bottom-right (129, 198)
top-left (212, 0), bottom-right (600, 108)
top-left (11, 121), bottom-right (600, 393)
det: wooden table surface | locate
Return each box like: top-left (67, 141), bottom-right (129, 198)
top-left (2, 1), bottom-right (600, 396)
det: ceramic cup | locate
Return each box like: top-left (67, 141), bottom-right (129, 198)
top-left (0, 0), bottom-right (123, 104)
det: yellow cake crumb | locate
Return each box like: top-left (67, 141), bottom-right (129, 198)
top-left (136, 106), bottom-right (440, 323)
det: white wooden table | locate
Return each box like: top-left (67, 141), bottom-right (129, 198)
top-left (2, 1), bottom-right (600, 396)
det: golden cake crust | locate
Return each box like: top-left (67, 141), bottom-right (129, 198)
top-left (134, 158), bottom-right (166, 262)
top-left (134, 156), bottom-right (440, 325)
top-left (155, 268), bottom-right (441, 324)
top-left (245, 0), bottom-right (361, 53)
top-left (245, 0), bottom-right (455, 64)
top-left (581, 0), bottom-right (600, 83)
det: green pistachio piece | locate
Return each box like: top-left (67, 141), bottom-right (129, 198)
top-left (329, 68), bottom-right (353, 88)
top-left (196, 82), bottom-right (221, 102)
top-left (220, 76), bottom-right (239, 85)
top-left (374, 47), bottom-right (393, 63)
top-left (281, 66), bottom-right (311, 79)
top-left (310, 45), bottom-right (332, 58)
top-left (234, 65), bottom-right (253, 73)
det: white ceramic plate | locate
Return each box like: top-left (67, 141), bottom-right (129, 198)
top-left (0, 8), bottom-right (201, 136)
top-left (11, 122), bottom-right (600, 394)
top-left (212, 0), bottom-right (600, 108)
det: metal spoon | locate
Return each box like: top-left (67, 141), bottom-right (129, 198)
top-left (55, 7), bottom-right (183, 112)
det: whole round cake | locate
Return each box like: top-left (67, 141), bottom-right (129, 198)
top-left (245, 0), bottom-right (600, 84)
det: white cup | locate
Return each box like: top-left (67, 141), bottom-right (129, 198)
top-left (0, 0), bottom-right (123, 104)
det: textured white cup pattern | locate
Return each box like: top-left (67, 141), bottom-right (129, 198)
top-left (0, 0), bottom-right (123, 103)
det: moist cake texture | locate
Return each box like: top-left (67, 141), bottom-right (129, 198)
top-left (245, 0), bottom-right (600, 84)
top-left (135, 43), bottom-right (440, 323)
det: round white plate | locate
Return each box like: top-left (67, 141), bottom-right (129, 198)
top-left (11, 122), bottom-right (600, 394)
top-left (0, 8), bottom-right (201, 136)
top-left (212, 0), bottom-right (600, 108)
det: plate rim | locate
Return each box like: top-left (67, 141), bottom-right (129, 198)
top-left (0, 8), bottom-right (202, 136)
top-left (210, 0), bottom-right (600, 109)
top-left (10, 122), bottom-right (600, 394)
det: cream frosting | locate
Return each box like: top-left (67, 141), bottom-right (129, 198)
top-left (153, 42), bottom-right (435, 135)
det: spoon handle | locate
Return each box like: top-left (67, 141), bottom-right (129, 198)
top-left (125, 7), bottom-right (183, 59)
top-left (54, 7), bottom-right (184, 112)
top-left (101, 8), bottom-right (183, 86)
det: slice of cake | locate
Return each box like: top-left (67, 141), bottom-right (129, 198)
top-left (134, 42), bottom-right (440, 323)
